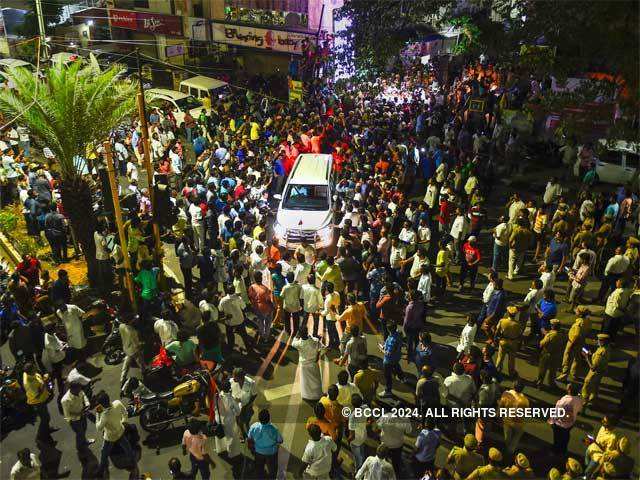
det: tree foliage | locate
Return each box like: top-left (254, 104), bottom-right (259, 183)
top-left (335, 0), bottom-right (453, 73)
top-left (0, 63), bottom-right (138, 284)
top-left (17, 0), bottom-right (70, 38)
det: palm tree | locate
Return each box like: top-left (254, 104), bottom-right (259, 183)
top-left (0, 62), bottom-right (138, 285)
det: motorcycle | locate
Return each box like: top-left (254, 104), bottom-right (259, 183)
top-left (101, 307), bottom-right (127, 366)
top-left (138, 368), bottom-right (219, 433)
top-left (0, 364), bottom-right (32, 433)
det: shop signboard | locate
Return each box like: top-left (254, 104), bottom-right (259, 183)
top-left (136, 12), bottom-right (183, 36)
top-left (108, 9), bottom-right (183, 37)
top-left (109, 9), bottom-right (137, 30)
top-left (211, 22), bottom-right (314, 54)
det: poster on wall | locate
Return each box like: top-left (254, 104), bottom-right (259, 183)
top-left (166, 44), bottom-right (185, 58)
top-left (211, 22), bottom-right (315, 54)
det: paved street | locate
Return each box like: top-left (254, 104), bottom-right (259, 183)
top-left (1, 166), bottom-right (637, 479)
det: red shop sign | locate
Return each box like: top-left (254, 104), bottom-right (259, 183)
top-left (136, 12), bottom-right (183, 36)
top-left (109, 9), bottom-right (136, 30)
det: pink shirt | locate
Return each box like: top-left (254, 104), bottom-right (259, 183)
top-left (182, 430), bottom-right (208, 460)
top-left (548, 394), bottom-right (584, 429)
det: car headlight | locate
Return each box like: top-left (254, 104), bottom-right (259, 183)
top-left (273, 221), bottom-right (286, 238)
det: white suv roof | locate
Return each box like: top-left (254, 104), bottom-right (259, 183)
top-left (289, 154), bottom-right (333, 185)
top-left (147, 88), bottom-right (189, 101)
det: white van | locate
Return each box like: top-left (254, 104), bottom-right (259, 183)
top-left (179, 75), bottom-right (230, 100)
top-left (273, 154), bottom-right (335, 249)
top-left (146, 88), bottom-right (205, 127)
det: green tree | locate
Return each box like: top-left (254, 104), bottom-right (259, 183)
top-left (17, 0), bottom-right (70, 38)
top-left (335, 0), bottom-right (454, 74)
top-left (0, 63), bottom-right (138, 284)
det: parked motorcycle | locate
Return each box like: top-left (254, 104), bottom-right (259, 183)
top-left (101, 307), bottom-right (127, 366)
top-left (138, 368), bottom-right (217, 433)
top-left (0, 364), bottom-right (32, 432)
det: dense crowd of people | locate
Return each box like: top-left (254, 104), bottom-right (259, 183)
top-left (1, 58), bottom-right (638, 480)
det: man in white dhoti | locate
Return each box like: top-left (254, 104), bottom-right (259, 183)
top-left (292, 326), bottom-right (324, 401)
top-left (214, 379), bottom-right (242, 459)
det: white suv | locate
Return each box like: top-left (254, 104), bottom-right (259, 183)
top-left (273, 154), bottom-right (334, 249)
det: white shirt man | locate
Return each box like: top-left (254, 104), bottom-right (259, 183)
top-left (230, 375), bottom-right (257, 408)
top-left (219, 292), bottom-right (246, 327)
top-left (188, 202), bottom-right (203, 226)
top-left (398, 227), bottom-right (417, 254)
top-left (322, 290), bottom-right (341, 322)
top-left (281, 281), bottom-right (302, 313)
top-left (543, 180), bottom-right (562, 205)
top-left (408, 252), bottom-right (429, 279)
top-left (450, 214), bottom-right (469, 241)
top-left (349, 404), bottom-right (369, 448)
top-left (61, 387), bottom-right (90, 422)
top-left (294, 261), bottom-right (312, 285)
top-left (301, 283), bottom-right (323, 314)
top-left (508, 199), bottom-right (525, 224)
top-left (119, 322), bottom-right (141, 357)
top-left (376, 413), bottom-right (412, 449)
top-left (356, 453), bottom-right (396, 480)
top-left (456, 322), bottom-right (477, 354)
top-left (56, 304), bottom-right (87, 350)
top-left (96, 399), bottom-right (127, 442)
top-left (302, 434), bottom-right (337, 478)
top-left (604, 253), bottom-right (630, 276)
top-left (126, 160), bottom-right (139, 183)
top-left (169, 148), bottom-right (182, 174)
top-left (417, 224), bottom-right (431, 247)
top-left (494, 220), bottom-right (509, 247)
top-left (94, 231), bottom-right (110, 261)
top-left (424, 182), bottom-right (438, 209)
top-left (417, 271), bottom-right (432, 303)
top-left (153, 317), bottom-right (178, 346)
top-left (443, 370), bottom-right (476, 407)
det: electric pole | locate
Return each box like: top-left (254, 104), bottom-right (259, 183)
top-left (135, 49), bottom-right (163, 268)
top-left (34, 0), bottom-right (48, 60)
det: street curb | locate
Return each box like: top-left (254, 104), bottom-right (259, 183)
top-left (0, 230), bottom-right (22, 267)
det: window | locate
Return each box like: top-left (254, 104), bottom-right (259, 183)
top-left (174, 96), bottom-right (202, 111)
top-left (283, 184), bottom-right (329, 211)
top-left (599, 149), bottom-right (624, 167)
top-left (134, 0), bottom-right (150, 8)
top-left (626, 153), bottom-right (639, 169)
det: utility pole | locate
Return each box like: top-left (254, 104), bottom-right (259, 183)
top-left (103, 142), bottom-right (137, 310)
top-left (34, 0), bottom-right (48, 60)
top-left (135, 49), bottom-right (163, 267)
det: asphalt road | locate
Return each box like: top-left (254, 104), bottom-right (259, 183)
top-left (1, 165), bottom-right (638, 480)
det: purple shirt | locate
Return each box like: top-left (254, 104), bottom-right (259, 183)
top-left (548, 394), bottom-right (584, 429)
top-left (403, 300), bottom-right (425, 331)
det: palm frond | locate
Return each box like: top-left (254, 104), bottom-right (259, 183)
top-left (0, 62), bottom-right (138, 179)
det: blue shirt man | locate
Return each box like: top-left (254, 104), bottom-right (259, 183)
top-left (415, 421), bottom-right (441, 464)
top-left (248, 409), bottom-right (283, 478)
top-left (383, 327), bottom-right (403, 365)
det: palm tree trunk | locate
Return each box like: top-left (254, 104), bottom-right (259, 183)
top-left (60, 175), bottom-right (99, 287)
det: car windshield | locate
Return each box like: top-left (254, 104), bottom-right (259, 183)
top-left (174, 95), bottom-right (202, 111)
top-left (282, 184), bottom-right (329, 211)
